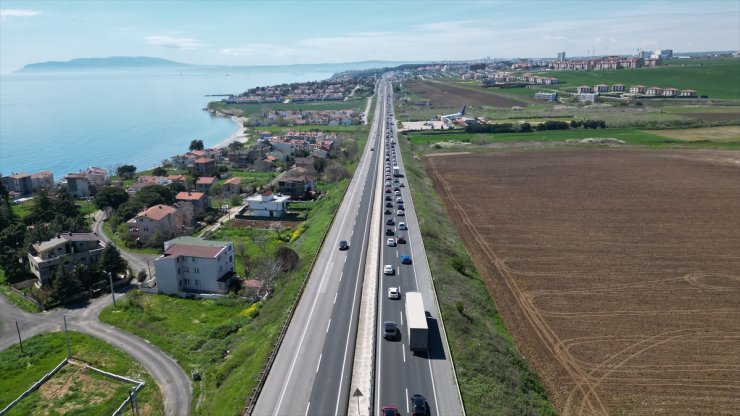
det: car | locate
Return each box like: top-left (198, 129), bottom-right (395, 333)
top-left (386, 218), bottom-right (395, 225)
top-left (385, 188), bottom-right (391, 193)
top-left (371, 147), bottom-right (374, 151)
top-left (383, 321), bottom-right (397, 339)
top-left (401, 255), bottom-right (412, 264)
top-left (396, 210), bottom-right (405, 216)
top-left (385, 228), bottom-right (394, 236)
top-left (397, 204), bottom-right (405, 211)
top-left (396, 236), bottom-right (406, 244)
top-left (400, 183), bottom-right (405, 187)
top-left (410, 394), bottom-right (430, 416)
top-left (338, 240), bottom-right (349, 250)
top-left (381, 405), bottom-right (399, 416)
top-left (396, 197), bottom-right (403, 204)
top-left (387, 287), bottom-right (400, 299)
top-left (393, 186), bottom-right (400, 191)
top-left (385, 209), bottom-right (392, 215)
top-left (398, 222), bottom-right (407, 230)
top-left (386, 202), bottom-right (393, 208)
top-left (394, 190), bottom-right (401, 196)
top-left (383, 265), bottom-right (394, 275)
top-left (385, 195), bottom-right (392, 201)
top-left (387, 238), bottom-right (396, 247)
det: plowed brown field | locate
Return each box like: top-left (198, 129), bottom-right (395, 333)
top-left (424, 149), bottom-right (740, 415)
top-left (407, 81), bottom-right (525, 108)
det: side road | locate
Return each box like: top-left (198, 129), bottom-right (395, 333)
top-left (0, 212), bottom-right (192, 416)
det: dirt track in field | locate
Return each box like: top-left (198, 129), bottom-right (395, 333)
top-left (407, 81), bottom-right (525, 108)
top-left (424, 149), bottom-right (740, 415)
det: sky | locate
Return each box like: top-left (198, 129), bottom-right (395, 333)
top-left (1, 0), bottom-right (739, 73)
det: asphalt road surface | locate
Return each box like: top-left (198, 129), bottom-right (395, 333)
top-left (252, 81), bottom-right (384, 416)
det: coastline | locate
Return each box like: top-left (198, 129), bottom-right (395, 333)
top-left (212, 115), bottom-right (249, 149)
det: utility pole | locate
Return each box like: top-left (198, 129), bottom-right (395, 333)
top-left (63, 314), bottom-right (71, 358)
top-left (108, 271), bottom-right (116, 307)
top-left (16, 321), bottom-right (24, 354)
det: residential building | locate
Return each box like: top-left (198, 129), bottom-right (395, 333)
top-left (534, 91), bottom-right (558, 101)
top-left (245, 191), bottom-right (290, 218)
top-left (577, 93), bottom-right (598, 102)
top-left (680, 89), bottom-right (697, 97)
top-left (645, 86), bottom-right (663, 96)
top-left (294, 156), bottom-right (315, 169)
top-left (126, 203), bottom-right (194, 246)
top-left (27, 232), bottom-right (106, 285)
top-left (85, 167), bottom-right (108, 186)
top-left (577, 85), bottom-right (594, 94)
top-left (1, 173), bottom-right (33, 197)
top-left (154, 237), bottom-right (236, 295)
top-left (30, 171), bottom-right (55, 192)
top-left (64, 173), bottom-right (90, 198)
top-left (193, 157), bottom-right (216, 175)
top-left (175, 191), bottom-right (211, 215)
top-left (594, 84), bottom-right (609, 93)
top-left (557, 51), bottom-right (566, 61)
top-left (612, 84), bottom-right (625, 92)
top-left (278, 166), bottom-right (318, 199)
top-left (223, 177), bottom-right (241, 196)
top-left (195, 176), bottom-right (217, 193)
top-left (662, 88), bottom-right (678, 97)
top-left (628, 85), bottom-right (646, 94)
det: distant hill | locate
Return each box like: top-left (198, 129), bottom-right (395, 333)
top-left (18, 56), bottom-right (190, 72)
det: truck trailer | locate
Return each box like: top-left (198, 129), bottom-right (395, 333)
top-left (392, 166), bottom-right (401, 177)
top-left (405, 292), bottom-right (428, 354)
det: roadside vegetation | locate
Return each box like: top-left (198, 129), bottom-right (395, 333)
top-left (397, 126), bottom-right (556, 415)
top-left (100, 119), bottom-right (370, 414)
top-left (0, 331), bottom-right (163, 416)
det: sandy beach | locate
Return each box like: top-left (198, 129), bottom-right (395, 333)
top-left (213, 115), bottom-right (249, 149)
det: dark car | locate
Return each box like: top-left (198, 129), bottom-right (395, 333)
top-left (386, 218), bottom-right (395, 225)
top-left (381, 405), bottom-right (399, 416)
top-left (385, 202), bottom-right (393, 208)
top-left (385, 188), bottom-right (391, 193)
top-left (385, 228), bottom-right (394, 236)
top-left (385, 195), bottom-right (392, 201)
top-left (383, 321), bottom-right (397, 339)
top-left (338, 240), bottom-right (349, 251)
top-left (410, 394), bottom-right (430, 416)
top-left (385, 209), bottom-right (392, 215)
top-left (396, 236), bottom-right (406, 244)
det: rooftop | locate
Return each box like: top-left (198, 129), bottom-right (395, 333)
top-left (176, 191), bottom-right (206, 201)
top-left (196, 176), bottom-right (217, 185)
top-left (162, 243), bottom-right (224, 259)
top-left (136, 205), bottom-right (177, 221)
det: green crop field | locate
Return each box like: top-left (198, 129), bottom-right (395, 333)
top-left (534, 58), bottom-right (740, 99)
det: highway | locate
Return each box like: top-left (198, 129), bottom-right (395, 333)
top-left (374, 83), bottom-right (465, 415)
top-left (252, 82), bottom-right (384, 416)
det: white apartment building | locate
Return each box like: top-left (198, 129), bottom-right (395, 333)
top-left (155, 237), bottom-right (235, 295)
top-left (245, 191), bottom-right (290, 218)
top-left (27, 232), bottom-right (106, 285)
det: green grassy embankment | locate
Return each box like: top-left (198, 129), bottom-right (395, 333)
top-left (0, 331), bottom-right (163, 416)
top-left (208, 100), bottom-right (363, 118)
top-left (0, 269), bottom-right (40, 313)
top-left (407, 128), bottom-right (740, 150)
top-left (398, 133), bottom-right (556, 415)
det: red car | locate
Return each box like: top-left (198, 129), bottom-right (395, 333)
top-left (381, 405), bottom-right (399, 416)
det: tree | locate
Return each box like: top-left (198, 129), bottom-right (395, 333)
top-left (50, 266), bottom-right (83, 303)
top-left (93, 186), bottom-right (129, 210)
top-left (228, 141), bottom-right (244, 152)
top-left (99, 244), bottom-right (127, 276)
top-left (313, 157), bottom-right (327, 173)
top-left (275, 246), bottom-right (299, 272)
top-left (152, 166), bottom-right (168, 176)
top-left (189, 139), bottom-right (204, 151)
top-left (117, 164), bottom-right (137, 179)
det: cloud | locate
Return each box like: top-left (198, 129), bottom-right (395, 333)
top-left (145, 35), bottom-right (207, 50)
top-left (0, 9), bottom-right (40, 17)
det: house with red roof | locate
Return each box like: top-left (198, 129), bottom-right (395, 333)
top-left (195, 176), bottom-right (217, 193)
top-left (126, 203), bottom-right (194, 246)
top-left (154, 237), bottom-right (236, 295)
top-left (176, 191), bottom-right (211, 215)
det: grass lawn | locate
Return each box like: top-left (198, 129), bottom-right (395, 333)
top-left (0, 331), bottom-right (163, 416)
top-left (100, 172), bottom-right (353, 415)
top-left (10, 199), bottom-right (33, 220)
top-left (398, 128), bottom-right (556, 415)
top-left (407, 127), bottom-right (740, 150)
top-left (0, 269), bottom-right (40, 313)
top-left (532, 58), bottom-right (740, 99)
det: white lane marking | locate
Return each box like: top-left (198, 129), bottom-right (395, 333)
top-left (316, 354), bottom-right (322, 373)
top-left (344, 256), bottom-right (347, 263)
top-left (305, 402), bottom-right (310, 416)
top-left (339, 271), bottom-right (343, 282)
top-left (428, 358), bottom-right (439, 415)
top-left (405, 388), bottom-right (410, 413)
top-left (402, 344), bottom-right (406, 363)
top-left (396, 251), bottom-right (399, 258)
top-left (333, 292), bottom-right (338, 304)
top-left (400, 310), bottom-right (403, 326)
top-left (326, 319), bottom-right (331, 333)
top-left (274, 126), bottom-right (372, 414)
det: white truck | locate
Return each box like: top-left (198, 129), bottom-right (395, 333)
top-left (405, 292), bottom-right (428, 354)
top-left (392, 166), bottom-right (401, 177)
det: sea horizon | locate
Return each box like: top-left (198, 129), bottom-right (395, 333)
top-left (0, 65), bottom-right (345, 180)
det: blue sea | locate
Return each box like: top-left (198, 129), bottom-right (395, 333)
top-left (0, 67), bottom-right (336, 179)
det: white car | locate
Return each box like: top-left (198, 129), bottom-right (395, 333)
top-left (383, 265), bottom-right (394, 275)
top-left (387, 287), bottom-right (400, 299)
top-left (387, 238), bottom-right (396, 247)
top-left (398, 222), bottom-right (407, 230)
